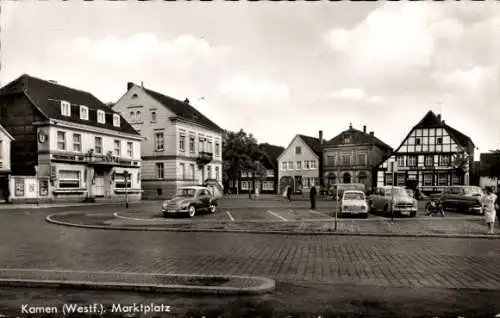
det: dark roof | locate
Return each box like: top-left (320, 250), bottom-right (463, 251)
top-left (137, 85), bottom-right (223, 133)
top-left (324, 127), bottom-right (393, 151)
top-left (479, 152), bottom-right (500, 175)
top-left (0, 74), bottom-right (139, 135)
top-left (298, 134), bottom-right (322, 156)
top-left (413, 110), bottom-right (474, 149)
top-left (259, 143), bottom-right (285, 162)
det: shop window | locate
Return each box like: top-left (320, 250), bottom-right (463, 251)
top-left (59, 171), bottom-right (80, 188)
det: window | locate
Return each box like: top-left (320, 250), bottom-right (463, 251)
top-left (288, 161), bottom-right (294, 169)
top-left (357, 153), bottom-right (367, 165)
top-left (61, 101), bottom-right (71, 116)
top-left (241, 181), bottom-right (249, 190)
top-left (282, 162), bottom-right (287, 170)
top-left (179, 132), bottom-right (186, 152)
top-left (199, 137), bottom-right (205, 152)
top-left (115, 173), bottom-right (131, 188)
top-left (95, 137), bottom-right (102, 154)
top-left (342, 154), bottom-right (351, 165)
top-left (304, 160), bottom-right (309, 169)
top-left (207, 139), bottom-right (213, 153)
top-left (407, 155), bottom-right (417, 167)
top-left (310, 160), bottom-right (317, 169)
top-left (423, 173), bottom-right (433, 186)
top-left (452, 173), bottom-right (461, 185)
top-left (207, 165), bottom-right (212, 179)
top-left (358, 173), bottom-right (367, 184)
top-left (114, 140), bottom-right (121, 157)
top-left (129, 111), bottom-right (135, 121)
top-left (241, 171), bottom-right (248, 178)
top-left (344, 135), bottom-right (351, 144)
top-left (263, 181), bottom-right (274, 190)
top-left (180, 163), bottom-right (186, 179)
top-left (296, 161), bottom-right (302, 169)
top-left (438, 173), bottom-right (448, 186)
top-left (156, 163), bottom-right (164, 179)
top-left (59, 170), bottom-right (80, 188)
top-left (155, 132), bottom-right (164, 151)
top-left (385, 173), bottom-right (393, 185)
top-left (97, 110), bottom-right (106, 124)
top-left (151, 111), bottom-right (157, 122)
top-left (136, 111), bottom-right (141, 121)
top-left (437, 137), bottom-right (443, 145)
top-left (190, 164), bottom-right (195, 180)
top-left (72, 134), bottom-right (81, 152)
top-left (295, 146), bottom-right (301, 154)
top-left (113, 114), bottom-right (120, 127)
top-left (327, 155), bottom-right (336, 166)
top-left (439, 154), bottom-right (451, 166)
top-left (267, 169), bottom-right (274, 177)
top-left (424, 155), bottom-right (434, 167)
top-left (215, 166), bottom-right (220, 181)
top-left (189, 135), bottom-right (195, 153)
top-left (415, 138), bottom-right (421, 145)
top-left (79, 106), bottom-right (88, 120)
top-left (396, 174), bottom-right (406, 186)
top-left (127, 142), bottom-right (133, 157)
top-left (215, 142), bottom-right (220, 156)
top-left (396, 155), bottom-right (405, 167)
top-left (57, 131), bottom-right (66, 150)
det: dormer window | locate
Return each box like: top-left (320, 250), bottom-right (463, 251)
top-left (79, 105), bottom-right (89, 120)
top-left (113, 114), bottom-right (120, 127)
top-left (97, 110), bottom-right (106, 124)
top-left (343, 135), bottom-right (351, 144)
top-left (61, 101), bottom-right (71, 116)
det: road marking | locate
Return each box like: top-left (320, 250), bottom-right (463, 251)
top-left (267, 210), bottom-right (288, 221)
top-left (225, 211), bottom-right (235, 221)
top-left (309, 210), bottom-right (334, 219)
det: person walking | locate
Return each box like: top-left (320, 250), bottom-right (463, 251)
top-left (310, 184), bottom-right (317, 210)
top-left (282, 185), bottom-right (288, 201)
top-left (482, 186), bottom-right (497, 234)
top-left (286, 185), bottom-right (292, 202)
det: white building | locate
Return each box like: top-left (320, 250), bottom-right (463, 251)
top-left (112, 82), bottom-right (224, 199)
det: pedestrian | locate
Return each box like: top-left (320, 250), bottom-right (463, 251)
top-left (286, 185), bottom-right (292, 202)
top-left (482, 186), bottom-right (497, 234)
top-left (310, 184), bottom-right (317, 210)
top-left (282, 185), bottom-right (288, 201)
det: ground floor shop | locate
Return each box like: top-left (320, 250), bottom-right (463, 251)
top-left (324, 169), bottom-right (372, 190)
top-left (9, 161), bottom-right (141, 203)
top-left (227, 178), bottom-right (276, 194)
top-left (278, 174), bottom-right (319, 194)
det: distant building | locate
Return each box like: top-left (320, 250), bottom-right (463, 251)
top-left (0, 74), bottom-right (142, 203)
top-left (112, 82), bottom-right (224, 199)
top-left (323, 124), bottom-right (392, 191)
top-left (0, 125), bottom-right (14, 201)
top-left (376, 110), bottom-right (476, 194)
top-left (278, 132), bottom-right (322, 194)
top-left (479, 152), bottom-right (500, 191)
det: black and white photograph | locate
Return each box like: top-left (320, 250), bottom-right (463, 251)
top-left (1, 1), bottom-right (500, 317)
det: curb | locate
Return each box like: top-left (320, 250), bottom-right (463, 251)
top-left (0, 270), bottom-right (275, 296)
top-left (46, 213), bottom-right (500, 239)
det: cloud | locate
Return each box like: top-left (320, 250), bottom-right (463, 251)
top-left (327, 88), bottom-right (384, 104)
top-left (217, 75), bottom-right (290, 103)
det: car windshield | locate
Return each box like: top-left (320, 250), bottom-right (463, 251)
top-left (387, 188), bottom-right (409, 197)
top-left (177, 188), bottom-right (196, 197)
top-left (343, 193), bottom-right (365, 200)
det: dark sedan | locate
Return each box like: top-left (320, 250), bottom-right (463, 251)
top-left (430, 186), bottom-right (484, 215)
top-left (161, 186), bottom-right (218, 218)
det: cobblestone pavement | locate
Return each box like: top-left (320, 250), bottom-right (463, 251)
top-left (2, 205), bottom-right (500, 291)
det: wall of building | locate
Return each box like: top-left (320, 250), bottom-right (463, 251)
top-left (0, 130), bottom-right (11, 172)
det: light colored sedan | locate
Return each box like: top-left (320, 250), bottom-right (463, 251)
top-left (161, 186), bottom-right (218, 218)
top-left (369, 186), bottom-right (417, 217)
top-left (341, 190), bottom-right (369, 218)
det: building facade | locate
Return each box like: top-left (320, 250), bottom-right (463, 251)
top-left (376, 111), bottom-right (476, 194)
top-left (234, 143), bottom-right (285, 194)
top-left (113, 82), bottom-right (224, 199)
top-left (277, 133), bottom-right (322, 194)
top-left (0, 74), bottom-right (142, 203)
top-left (479, 152), bottom-right (500, 192)
top-left (323, 124), bottom-right (392, 191)
top-left (0, 125), bottom-right (14, 201)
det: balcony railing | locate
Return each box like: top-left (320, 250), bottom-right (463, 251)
top-left (196, 151), bottom-right (213, 167)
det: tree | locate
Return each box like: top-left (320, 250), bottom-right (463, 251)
top-left (452, 148), bottom-right (471, 183)
top-left (222, 129), bottom-right (262, 194)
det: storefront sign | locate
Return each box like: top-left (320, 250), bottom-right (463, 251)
top-left (15, 178), bottom-right (24, 197)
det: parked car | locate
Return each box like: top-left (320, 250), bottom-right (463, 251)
top-left (329, 183), bottom-right (366, 199)
top-left (161, 186), bottom-right (218, 218)
top-left (368, 186), bottom-right (417, 217)
top-left (429, 186), bottom-right (484, 215)
top-left (341, 190), bottom-right (368, 218)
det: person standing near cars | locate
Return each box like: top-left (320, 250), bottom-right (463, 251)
top-left (310, 184), bottom-right (317, 210)
top-left (286, 185), bottom-right (292, 202)
top-left (482, 186), bottom-right (498, 234)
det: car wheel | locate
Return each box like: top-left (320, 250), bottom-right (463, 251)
top-left (369, 203), bottom-right (376, 213)
top-left (384, 204), bottom-right (389, 215)
top-left (187, 205), bottom-right (196, 218)
top-left (424, 203), bottom-right (433, 216)
top-left (362, 213), bottom-right (368, 219)
top-left (209, 203), bottom-right (216, 214)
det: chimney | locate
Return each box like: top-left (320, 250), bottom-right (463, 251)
top-left (369, 131), bottom-right (374, 136)
top-left (184, 98), bottom-right (190, 104)
top-left (349, 122), bottom-right (352, 129)
top-left (442, 120), bottom-right (445, 125)
top-left (141, 81), bottom-right (144, 88)
top-left (363, 125), bottom-right (367, 133)
top-left (319, 130), bottom-right (323, 145)
top-left (437, 114), bottom-right (441, 122)
top-left (127, 82), bottom-right (134, 90)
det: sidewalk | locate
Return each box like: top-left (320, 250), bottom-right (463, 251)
top-left (0, 201), bottom-right (126, 210)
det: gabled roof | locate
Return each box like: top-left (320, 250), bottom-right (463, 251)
top-left (395, 110), bottom-right (475, 152)
top-left (297, 134), bottom-right (322, 156)
top-left (0, 74), bottom-right (139, 135)
top-left (479, 152), bottom-right (500, 175)
top-left (259, 143), bottom-right (285, 162)
top-left (0, 124), bottom-right (14, 141)
top-left (132, 84), bottom-right (223, 133)
top-left (324, 127), bottom-right (392, 151)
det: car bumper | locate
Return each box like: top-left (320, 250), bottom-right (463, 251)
top-left (342, 209), bottom-right (368, 215)
top-left (161, 208), bottom-right (188, 215)
top-left (468, 206), bottom-right (483, 214)
top-left (393, 208), bottom-right (417, 215)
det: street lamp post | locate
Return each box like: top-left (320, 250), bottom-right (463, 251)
top-left (124, 170), bottom-right (129, 209)
top-left (334, 168), bottom-right (340, 231)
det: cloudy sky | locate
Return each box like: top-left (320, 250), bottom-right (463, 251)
top-left (2, 2), bottom-right (499, 159)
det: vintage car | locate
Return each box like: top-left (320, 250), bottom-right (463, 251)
top-left (329, 183), bottom-right (366, 200)
top-left (368, 186), bottom-right (417, 217)
top-left (340, 190), bottom-right (368, 218)
top-left (429, 186), bottom-right (484, 215)
top-left (161, 186), bottom-right (218, 218)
